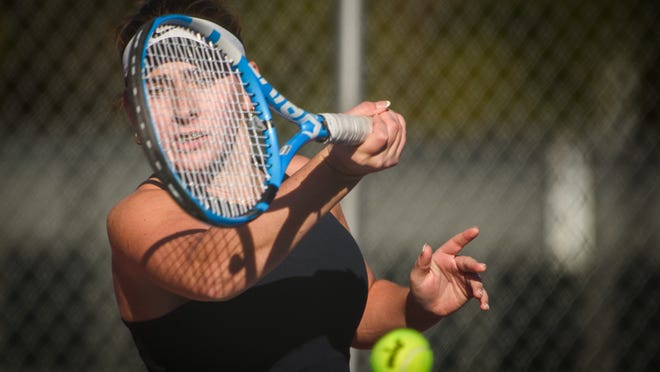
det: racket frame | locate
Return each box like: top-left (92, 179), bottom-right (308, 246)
top-left (125, 14), bottom-right (355, 225)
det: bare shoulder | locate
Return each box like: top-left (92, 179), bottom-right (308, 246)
top-left (108, 184), bottom-right (199, 320)
top-left (106, 183), bottom-right (209, 262)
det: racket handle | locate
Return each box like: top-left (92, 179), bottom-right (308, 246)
top-left (321, 113), bottom-right (372, 145)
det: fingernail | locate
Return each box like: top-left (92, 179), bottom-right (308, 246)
top-left (376, 100), bottom-right (391, 110)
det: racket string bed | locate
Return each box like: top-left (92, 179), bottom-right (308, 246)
top-left (145, 25), bottom-right (270, 218)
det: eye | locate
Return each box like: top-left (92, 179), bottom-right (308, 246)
top-left (215, 61), bottom-right (234, 78)
top-left (192, 70), bottom-right (219, 87)
top-left (187, 64), bottom-right (233, 88)
top-left (147, 85), bottom-right (164, 96)
top-left (149, 83), bottom-right (172, 97)
top-left (146, 76), bottom-right (173, 97)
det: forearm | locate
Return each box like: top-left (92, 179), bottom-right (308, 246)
top-left (352, 279), bottom-right (441, 349)
top-left (238, 149), bottom-right (361, 287)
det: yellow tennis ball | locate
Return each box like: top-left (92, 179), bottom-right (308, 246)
top-left (370, 328), bottom-right (434, 372)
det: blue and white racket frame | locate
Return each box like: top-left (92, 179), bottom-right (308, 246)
top-left (125, 14), bottom-right (370, 226)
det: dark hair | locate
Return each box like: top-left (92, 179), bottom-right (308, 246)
top-left (115, 0), bottom-right (242, 62)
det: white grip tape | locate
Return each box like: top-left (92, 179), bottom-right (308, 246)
top-left (321, 113), bottom-right (372, 145)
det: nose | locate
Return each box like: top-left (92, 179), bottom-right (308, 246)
top-left (172, 88), bottom-right (200, 125)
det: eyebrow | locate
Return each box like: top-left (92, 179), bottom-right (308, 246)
top-left (145, 66), bottom-right (212, 84)
top-left (144, 74), bottom-right (173, 87)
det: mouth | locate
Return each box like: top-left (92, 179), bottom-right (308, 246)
top-left (171, 132), bottom-right (210, 153)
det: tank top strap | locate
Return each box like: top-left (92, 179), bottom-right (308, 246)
top-left (138, 175), bottom-right (166, 190)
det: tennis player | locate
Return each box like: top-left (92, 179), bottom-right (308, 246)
top-left (108, 0), bottom-right (489, 370)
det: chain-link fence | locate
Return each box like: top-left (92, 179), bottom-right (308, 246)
top-left (1, 0), bottom-right (658, 371)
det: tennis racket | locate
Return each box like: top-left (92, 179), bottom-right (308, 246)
top-left (123, 14), bottom-right (372, 226)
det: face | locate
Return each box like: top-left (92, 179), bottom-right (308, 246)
top-left (142, 60), bottom-right (268, 206)
top-left (145, 60), bottom-right (250, 172)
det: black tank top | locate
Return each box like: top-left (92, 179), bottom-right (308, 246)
top-left (124, 179), bottom-right (368, 371)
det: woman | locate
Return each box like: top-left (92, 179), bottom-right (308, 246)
top-left (108, 0), bottom-right (489, 370)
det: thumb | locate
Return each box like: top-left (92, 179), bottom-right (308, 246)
top-left (344, 100), bottom-right (391, 116)
top-left (411, 244), bottom-right (433, 282)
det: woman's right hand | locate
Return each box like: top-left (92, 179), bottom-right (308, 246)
top-left (324, 100), bottom-right (407, 177)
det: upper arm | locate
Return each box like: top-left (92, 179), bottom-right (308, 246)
top-left (107, 187), bottom-right (248, 302)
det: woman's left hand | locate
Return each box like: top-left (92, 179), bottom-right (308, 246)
top-left (409, 227), bottom-right (490, 316)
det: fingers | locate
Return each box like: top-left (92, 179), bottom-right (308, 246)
top-left (368, 109), bottom-right (406, 166)
top-left (347, 101), bottom-right (406, 169)
top-left (383, 110), bottom-right (406, 159)
top-left (439, 227), bottom-right (480, 256)
top-left (344, 100), bottom-right (406, 154)
top-left (440, 228), bottom-right (489, 311)
top-left (474, 285), bottom-right (490, 311)
top-left (462, 268), bottom-right (490, 311)
top-left (460, 256), bottom-right (489, 311)
top-left (325, 100), bottom-right (406, 177)
top-left (344, 100), bottom-right (391, 116)
top-left (481, 289), bottom-right (490, 310)
top-left (455, 255), bottom-right (487, 274)
top-left (453, 247), bottom-right (488, 310)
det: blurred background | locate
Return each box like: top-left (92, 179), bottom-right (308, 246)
top-left (0, 0), bottom-right (658, 371)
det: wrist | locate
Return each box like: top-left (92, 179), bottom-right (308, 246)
top-left (319, 145), bottom-right (366, 180)
top-left (405, 291), bottom-right (442, 331)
